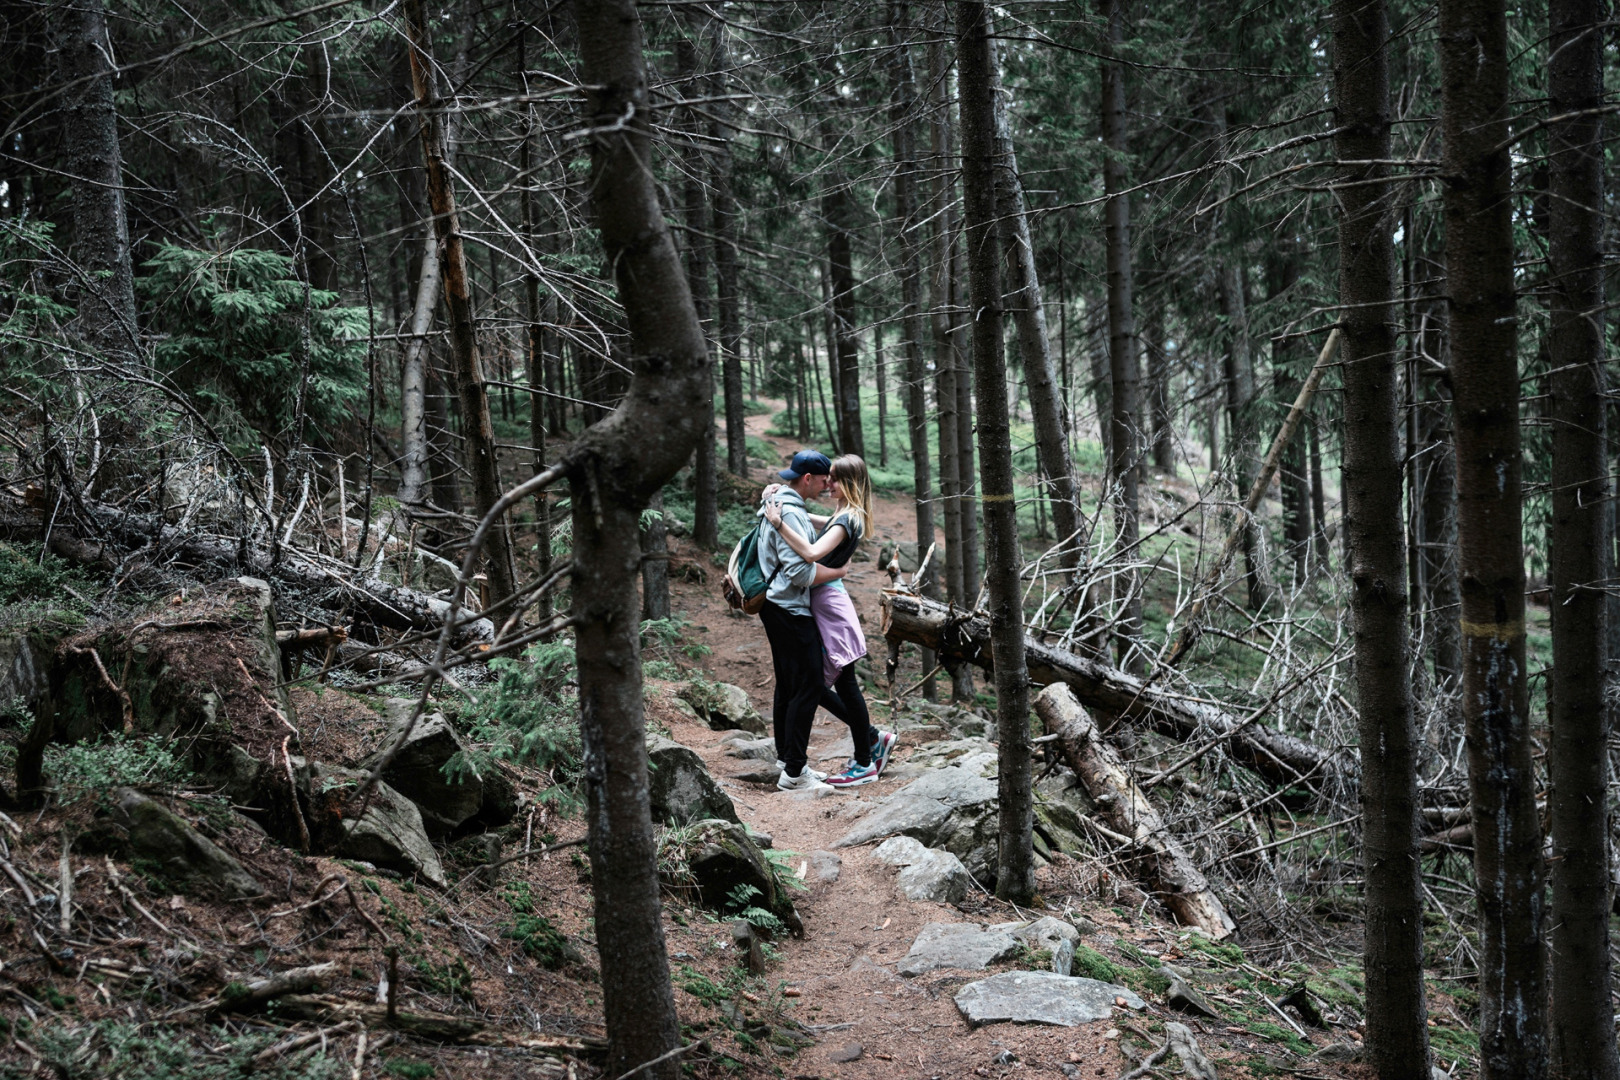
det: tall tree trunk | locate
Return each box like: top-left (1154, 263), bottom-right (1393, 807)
top-left (826, 182), bottom-right (865, 459)
top-left (677, 25), bottom-right (718, 550)
top-left (521, 42), bottom-right (553, 621)
top-left (956, 0), bottom-right (1033, 904)
top-left (875, 326), bottom-right (887, 467)
top-left (1546, 1), bottom-right (1618, 1075)
top-left (710, 16), bottom-right (746, 476)
top-left (1333, 2), bottom-right (1432, 1074)
top-left (571, 0), bottom-right (711, 1072)
top-left (1439, 0), bottom-right (1548, 1075)
top-left (1421, 300), bottom-right (1461, 685)
top-left (989, 47), bottom-right (1082, 572)
top-left (1099, 0), bottom-right (1143, 671)
top-left (54, 0), bottom-right (138, 365)
top-left (404, 0), bottom-right (515, 604)
top-left (953, 247), bottom-right (980, 600)
top-left (929, 28), bottom-right (966, 618)
top-left (890, 7), bottom-right (940, 697)
top-left (1308, 412), bottom-right (1328, 567)
top-left (1217, 265), bottom-right (1274, 611)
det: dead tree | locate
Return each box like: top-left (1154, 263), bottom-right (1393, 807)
top-left (53, 0), bottom-right (138, 366)
top-left (1546, 0), bottom-right (1618, 1075)
top-left (1035, 684), bottom-right (1234, 940)
top-left (1439, 0), bottom-right (1548, 1074)
top-left (882, 591), bottom-right (1340, 790)
top-left (571, 0), bottom-right (714, 1072)
top-left (710, 15), bottom-right (747, 476)
top-left (956, 1), bottom-right (1034, 904)
top-left (675, 20), bottom-right (718, 551)
top-left (403, 0), bottom-right (516, 604)
top-left (1333, 0), bottom-right (1432, 1072)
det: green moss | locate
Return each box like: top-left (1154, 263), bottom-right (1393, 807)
top-left (1070, 944), bottom-right (1120, 983)
top-left (1184, 933), bottom-right (1245, 964)
top-left (1430, 1023), bottom-right (1480, 1066)
top-left (1245, 1022), bottom-right (1312, 1056)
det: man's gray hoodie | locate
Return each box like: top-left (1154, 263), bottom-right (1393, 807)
top-left (757, 489), bottom-right (817, 615)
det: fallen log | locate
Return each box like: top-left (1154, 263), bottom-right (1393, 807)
top-left (2, 492), bottom-right (490, 641)
top-left (882, 590), bottom-right (1339, 790)
top-left (1035, 684), bottom-right (1235, 940)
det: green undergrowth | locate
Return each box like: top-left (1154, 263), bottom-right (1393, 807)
top-left (4, 1019), bottom-right (342, 1080)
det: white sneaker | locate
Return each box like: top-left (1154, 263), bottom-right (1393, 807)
top-left (775, 760), bottom-right (826, 781)
top-left (777, 767), bottom-right (834, 793)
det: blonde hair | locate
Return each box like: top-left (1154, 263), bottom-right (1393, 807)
top-left (830, 454), bottom-right (873, 537)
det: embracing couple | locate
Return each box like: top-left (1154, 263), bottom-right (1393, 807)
top-left (755, 450), bottom-right (896, 793)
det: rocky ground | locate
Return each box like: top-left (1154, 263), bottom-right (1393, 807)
top-left (0, 402), bottom-right (1439, 1080)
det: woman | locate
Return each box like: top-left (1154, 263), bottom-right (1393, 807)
top-left (764, 454), bottom-right (896, 787)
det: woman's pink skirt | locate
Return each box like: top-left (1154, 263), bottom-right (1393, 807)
top-left (811, 585), bottom-right (867, 687)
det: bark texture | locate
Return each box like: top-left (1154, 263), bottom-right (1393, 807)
top-left (1099, 0), bottom-right (1142, 669)
top-left (1332, 0), bottom-right (1431, 1072)
top-left (54, 0), bottom-right (138, 366)
top-left (1439, 0), bottom-right (1548, 1074)
top-left (1035, 684), bottom-right (1234, 939)
top-left (404, 0), bottom-right (515, 604)
top-left (956, 1), bottom-right (1034, 904)
top-left (1546, 1), bottom-right (1617, 1075)
top-left (710, 17), bottom-right (747, 476)
top-left (571, 0), bottom-right (714, 1071)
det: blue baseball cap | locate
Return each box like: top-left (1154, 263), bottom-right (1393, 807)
top-left (778, 450), bottom-right (832, 481)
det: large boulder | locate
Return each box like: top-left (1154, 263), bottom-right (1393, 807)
top-left (304, 761), bottom-right (447, 888)
top-left (646, 734), bottom-right (738, 825)
top-left (897, 922), bottom-right (1021, 977)
top-left (894, 767), bottom-right (1001, 882)
top-left (363, 702), bottom-right (515, 837)
top-left (682, 683), bottom-right (767, 735)
top-left (683, 818), bottom-right (801, 936)
top-left (954, 971), bottom-right (1145, 1028)
top-left (112, 789), bottom-right (263, 899)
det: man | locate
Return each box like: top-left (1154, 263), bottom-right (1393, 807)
top-left (758, 450), bottom-right (848, 791)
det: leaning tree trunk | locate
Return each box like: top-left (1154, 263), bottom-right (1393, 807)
top-left (1036, 684), bottom-right (1234, 939)
top-left (571, 1), bottom-right (712, 1073)
top-left (956, 1), bottom-right (1033, 904)
top-left (1546, 0), bottom-right (1618, 1075)
top-left (889, 5), bottom-right (939, 693)
top-left (54, 0), bottom-right (138, 366)
top-left (1099, 0), bottom-right (1143, 671)
top-left (404, 0), bottom-right (515, 605)
top-left (710, 16), bottom-right (746, 477)
top-left (1333, 0), bottom-right (1432, 1073)
top-left (1439, 0), bottom-right (1548, 1075)
top-left (989, 39), bottom-right (1081, 575)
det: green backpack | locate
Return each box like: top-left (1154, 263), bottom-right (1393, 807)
top-left (722, 519), bottom-right (786, 615)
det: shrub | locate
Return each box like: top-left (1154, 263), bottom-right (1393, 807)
top-left (43, 733), bottom-right (188, 804)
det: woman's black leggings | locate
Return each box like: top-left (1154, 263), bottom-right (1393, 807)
top-left (818, 664), bottom-right (874, 766)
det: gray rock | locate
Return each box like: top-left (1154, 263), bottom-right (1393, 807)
top-left (646, 734), bottom-right (739, 825)
top-left (953, 971), bottom-right (1146, 1028)
top-left (993, 916), bottom-right (1082, 948)
top-left (684, 819), bottom-right (801, 936)
top-left (895, 767), bottom-right (998, 809)
top-left (897, 850), bottom-right (972, 904)
top-left (113, 789), bottom-right (262, 899)
top-left (683, 683), bottom-right (768, 735)
top-left (935, 801), bottom-right (1000, 882)
top-left (731, 767), bottom-right (784, 785)
top-left (898, 922), bottom-right (1021, 977)
top-left (1164, 972), bottom-right (1222, 1019)
top-left (724, 737), bottom-right (778, 762)
top-left (828, 1043), bottom-right (864, 1063)
top-left (308, 762), bottom-right (447, 887)
top-left (833, 794), bottom-right (952, 848)
top-left (1052, 938), bottom-right (1076, 977)
top-left (810, 851), bottom-right (843, 882)
top-left (872, 836), bottom-right (972, 903)
top-left (0, 631), bottom-right (46, 712)
top-left (364, 704), bottom-right (485, 837)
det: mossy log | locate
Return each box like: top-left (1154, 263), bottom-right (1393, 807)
top-left (1034, 684), bottom-right (1235, 940)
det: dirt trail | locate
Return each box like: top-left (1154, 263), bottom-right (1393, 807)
top-left (663, 405), bottom-right (1128, 1079)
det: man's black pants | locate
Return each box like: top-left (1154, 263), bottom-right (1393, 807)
top-left (759, 600), bottom-right (821, 776)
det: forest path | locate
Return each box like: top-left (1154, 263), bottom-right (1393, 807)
top-left (663, 405), bottom-right (1123, 1079)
